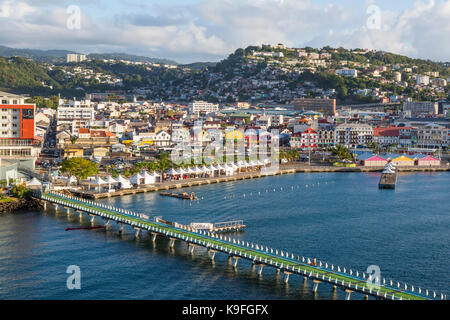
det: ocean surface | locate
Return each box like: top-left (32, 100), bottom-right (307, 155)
top-left (0, 172), bottom-right (449, 300)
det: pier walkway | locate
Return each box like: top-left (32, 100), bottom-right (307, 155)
top-left (36, 191), bottom-right (445, 301)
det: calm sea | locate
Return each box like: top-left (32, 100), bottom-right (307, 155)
top-left (0, 172), bottom-right (449, 299)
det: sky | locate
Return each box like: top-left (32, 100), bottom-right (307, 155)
top-left (0, 0), bottom-right (449, 63)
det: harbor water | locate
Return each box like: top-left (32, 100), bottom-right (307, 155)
top-left (0, 172), bottom-right (449, 299)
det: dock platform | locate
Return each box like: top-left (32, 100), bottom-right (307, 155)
top-left (379, 172), bottom-right (398, 189)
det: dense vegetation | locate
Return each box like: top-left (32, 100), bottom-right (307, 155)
top-left (0, 45), bottom-right (448, 102)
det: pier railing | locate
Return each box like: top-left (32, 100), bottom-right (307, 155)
top-left (35, 191), bottom-right (446, 301)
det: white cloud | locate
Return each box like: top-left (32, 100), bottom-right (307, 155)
top-left (0, 0), bottom-right (449, 62)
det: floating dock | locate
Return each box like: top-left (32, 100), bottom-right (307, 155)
top-left (190, 220), bottom-right (246, 233)
top-left (379, 164), bottom-right (398, 189)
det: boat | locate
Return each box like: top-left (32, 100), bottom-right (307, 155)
top-left (66, 226), bottom-right (105, 231)
top-left (160, 192), bottom-right (198, 200)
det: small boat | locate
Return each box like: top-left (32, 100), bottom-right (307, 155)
top-left (160, 192), bottom-right (198, 200)
top-left (66, 226), bottom-right (105, 231)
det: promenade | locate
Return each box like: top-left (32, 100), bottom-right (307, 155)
top-left (70, 163), bottom-right (450, 199)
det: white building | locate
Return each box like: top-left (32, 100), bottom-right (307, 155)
top-left (416, 124), bottom-right (448, 149)
top-left (0, 92), bottom-right (40, 164)
top-left (334, 123), bottom-right (373, 148)
top-left (190, 101), bottom-right (219, 114)
top-left (57, 99), bottom-right (95, 135)
top-left (403, 101), bottom-right (438, 116)
top-left (416, 74), bottom-right (430, 85)
top-left (336, 69), bottom-right (358, 77)
top-left (66, 53), bottom-right (87, 63)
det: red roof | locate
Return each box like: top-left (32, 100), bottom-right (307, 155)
top-left (302, 128), bottom-right (317, 134)
top-left (78, 128), bottom-right (90, 134)
top-left (418, 156), bottom-right (440, 161)
top-left (374, 127), bottom-right (400, 137)
top-left (365, 155), bottom-right (387, 162)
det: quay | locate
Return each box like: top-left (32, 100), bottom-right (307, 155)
top-left (68, 163), bottom-right (450, 199)
top-left (379, 163), bottom-right (398, 189)
top-left (35, 191), bottom-right (445, 301)
top-left (379, 172), bottom-right (397, 189)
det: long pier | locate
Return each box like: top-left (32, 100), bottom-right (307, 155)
top-left (37, 191), bottom-right (446, 301)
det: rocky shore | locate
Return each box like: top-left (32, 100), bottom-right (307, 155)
top-left (0, 198), bottom-right (43, 214)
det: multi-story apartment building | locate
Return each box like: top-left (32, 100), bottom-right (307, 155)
top-left (403, 101), bottom-right (438, 116)
top-left (293, 98), bottom-right (337, 116)
top-left (190, 101), bottom-right (219, 114)
top-left (0, 91), bottom-right (40, 164)
top-left (317, 129), bottom-right (335, 148)
top-left (334, 123), bottom-right (373, 148)
top-left (416, 124), bottom-right (448, 149)
top-left (66, 53), bottom-right (87, 63)
top-left (416, 74), bottom-right (430, 85)
top-left (373, 127), bottom-right (401, 147)
top-left (300, 128), bottom-right (318, 150)
top-left (57, 99), bottom-right (95, 135)
top-left (336, 69), bottom-right (358, 77)
top-left (290, 128), bottom-right (318, 149)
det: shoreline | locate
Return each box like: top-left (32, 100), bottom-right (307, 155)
top-left (69, 163), bottom-right (449, 200)
top-left (0, 198), bottom-right (43, 214)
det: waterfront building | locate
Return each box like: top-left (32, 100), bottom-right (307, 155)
top-left (417, 155), bottom-right (441, 166)
top-left (317, 129), bottom-right (335, 148)
top-left (391, 155), bottom-right (415, 166)
top-left (373, 127), bottom-right (400, 147)
top-left (0, 91), bottom-right (40, 166)
top-left (359, 154), bottom-right (388, 167)
top-left (300, 128), bottom-right (318, 150)
top-left (416, 124), bottom-right (448, 149)
top-left (334, 123), bottom-right (373, 148)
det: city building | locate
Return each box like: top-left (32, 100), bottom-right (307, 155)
top-left (336, 69), bottom-right (358, 77)
top-left (300, 128), bottom-right (318, 150)
top-left (416, 74), bottom-right (430, 85)
top-left (0, 91), bottom-right (40, 165)
top-left (190, 101), bottom-right (219, 114)
top-left (416, 124), bottom-right (448, 149)
top-left (57, 99), bottom-right (95, 135)
top-left (66, 53), bottom-right (87, 63)
top-left (334, 123), bottom-right (373, 148)
top-left (403, 101), bottom-right (438, 116)
top-left (293, 98), bottom-right (337, 116)
top-left (317, 129), bottom-right (335, 148)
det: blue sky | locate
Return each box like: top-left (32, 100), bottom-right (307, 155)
top-left (0, 0), bottom-right (449, 63)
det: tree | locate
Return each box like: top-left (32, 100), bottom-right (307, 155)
top-left (331, 145), bottom-right (353, 161)
top-left (60, 157), bottom-right (99, 182)
top-left (367, 142), bottom-right (380, 154)
top-left (11, 184), bottom-right (32, 199)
